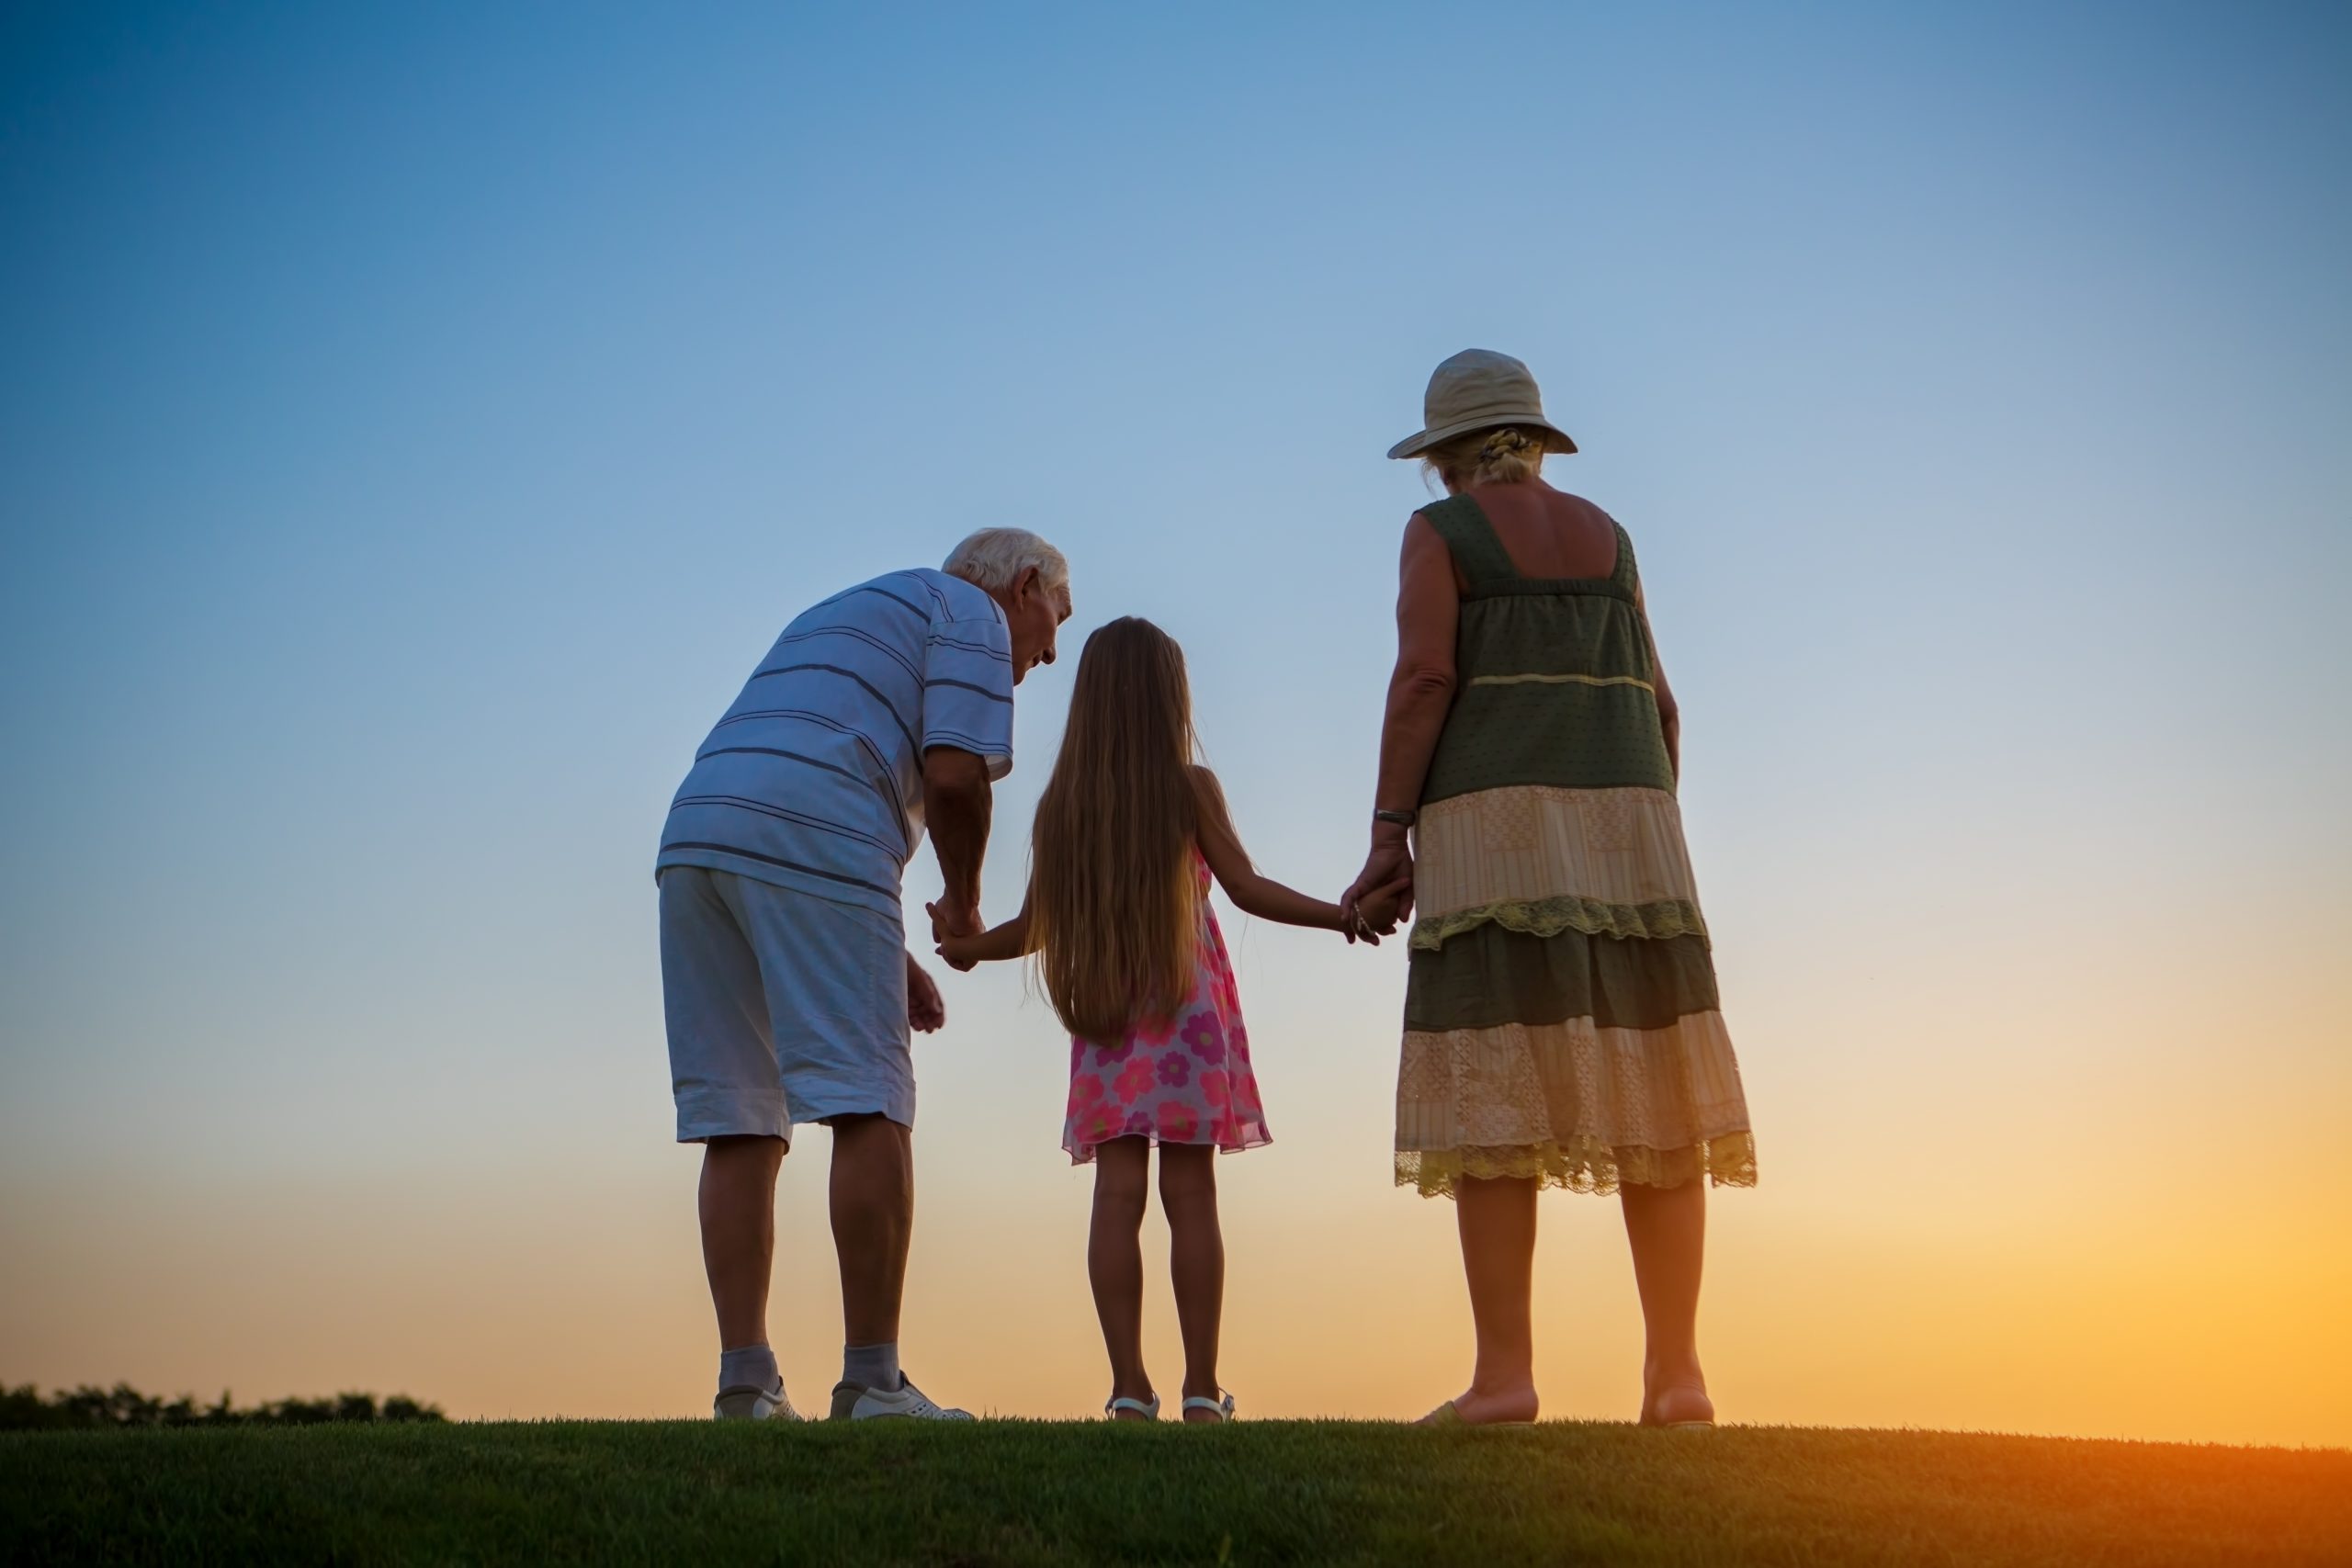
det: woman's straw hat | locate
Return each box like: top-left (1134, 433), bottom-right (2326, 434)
top-left (1386, 348), bottom-right (1577, 460)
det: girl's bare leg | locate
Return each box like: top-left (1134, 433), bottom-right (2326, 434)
top-left (1620, 1176), bottom-right (1713, 1425)
top-left (1157, 1145), bottom-right (1225, 1419)
top-left (1434, 1172), bottom-right (1541, 1424)
top-left (1088, 1137), bottom-right (1153, 1418)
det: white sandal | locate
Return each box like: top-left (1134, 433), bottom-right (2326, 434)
top-left (1182, 1391), bottom-right (1237, 1423)
top-left (1104, 1393), bottom-right (1161, 1422)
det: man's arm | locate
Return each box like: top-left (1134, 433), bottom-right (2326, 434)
top-left (922, 745), bottom-right (992, 940)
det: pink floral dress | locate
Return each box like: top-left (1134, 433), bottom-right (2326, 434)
top-left (1062, 849), bottom-right (1271, 1163)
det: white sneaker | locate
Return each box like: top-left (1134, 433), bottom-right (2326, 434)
top-left (828, 1376), bottom-right (975, 1421)
top-left (713, 1382), bottom-right (800, 1421)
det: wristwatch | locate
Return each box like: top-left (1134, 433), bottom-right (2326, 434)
top-left (1374, 807), bottom-right (1418, 828)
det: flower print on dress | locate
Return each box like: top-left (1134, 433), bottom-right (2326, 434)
top-left (1233, 1074), bottom-right (1263, 1118)
top-left (1113, 1055), bottom-right (1159, 1105)
top-left (1073, 1102), bottom-right (1121, 1148)
top-left (1057, 845), bottom-right (1272, 1166)
top-left (1181, 1010), bottom-right (1227, 1066)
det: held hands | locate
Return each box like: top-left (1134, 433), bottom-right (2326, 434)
top-left (926, 897), bottom-right (986, 973)
top-left (1351, 881), bottom-right (1406, 942)
top-left (1340, 835), bottom-right (1416, 946)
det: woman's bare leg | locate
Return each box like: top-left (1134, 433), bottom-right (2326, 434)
top-left (1089, 1138), bottom-right (1154, 1417)
top-left (1620, 1176), bottom-right (1713, 1425)
top-left (1433, 1172), bottom-right (1541, 1424)
top-left (1157, 1145), bottom-right (1225, 1419)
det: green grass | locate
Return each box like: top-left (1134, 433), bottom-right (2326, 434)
top-left (5, 1420), bottom-right (2346, 1565)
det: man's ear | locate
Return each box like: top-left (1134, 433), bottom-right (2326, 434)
top-left (1014, 565), bottom-right (1041, 604)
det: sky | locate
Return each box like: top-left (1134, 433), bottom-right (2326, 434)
top-left (2, 1), bottom-right (2347, 1446)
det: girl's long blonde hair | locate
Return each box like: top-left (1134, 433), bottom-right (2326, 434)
top-left (1028, 617), bottom-right (1201, 1042)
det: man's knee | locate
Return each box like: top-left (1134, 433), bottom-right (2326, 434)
top-left (706, 1134), bottom-right (787, 1174)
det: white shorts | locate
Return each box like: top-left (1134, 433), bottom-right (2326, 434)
top-left (659, 866), bottom-right (914, 1142)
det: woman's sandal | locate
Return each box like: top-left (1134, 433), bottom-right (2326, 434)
top-left (1105, 1393), bottom-right (1161, 1422)
top-left (1181, 1391), bottom-right (1237, 1423)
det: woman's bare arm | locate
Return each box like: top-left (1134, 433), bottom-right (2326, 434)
top-left (1191, 766), bottom-right (1374, 935)
top-left (1371, 513), bottom-right (1462, 816)
top-left (1341, 513), bottom-right (1460, 927)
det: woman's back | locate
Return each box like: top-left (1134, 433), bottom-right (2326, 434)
top-left (1417, 486), bottom-right (1672, 807)
top-left (1447, 480), bottom-right (1620, 584)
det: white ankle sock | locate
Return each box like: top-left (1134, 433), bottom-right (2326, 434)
top-left (842, 1342), bottom-right (900, 1391)
top-left (718, 1344), bottom-right (779, 1394)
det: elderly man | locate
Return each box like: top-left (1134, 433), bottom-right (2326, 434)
top-left (656, 527), bottom-right (1071, 1421)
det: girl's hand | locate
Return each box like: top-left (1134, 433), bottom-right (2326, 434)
top-left (932, 904), bottom-right (1031, 971)
top-left (906, 952), bottom-right (946, 1032)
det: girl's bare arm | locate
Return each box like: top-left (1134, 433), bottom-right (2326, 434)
top-left (1191, 766), bottom-right (1387, 938)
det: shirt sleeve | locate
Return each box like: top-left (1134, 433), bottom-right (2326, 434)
top-left (919, 614), bottom-right (1016, 780)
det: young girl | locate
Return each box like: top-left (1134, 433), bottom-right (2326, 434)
top-left (937, 616), bottom-right (1396, 1423)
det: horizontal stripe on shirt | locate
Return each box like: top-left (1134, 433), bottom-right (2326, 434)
top-left (657, 568), bottom-right (1018, 918)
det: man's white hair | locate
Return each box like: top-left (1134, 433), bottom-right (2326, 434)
top-left (942, 527), bottom-right (1069, 595)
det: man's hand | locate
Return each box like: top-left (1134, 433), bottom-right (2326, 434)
top-left (926, 897), bottom-right (983, 947)
top-left (906, 951), bottom-right (945, 1033)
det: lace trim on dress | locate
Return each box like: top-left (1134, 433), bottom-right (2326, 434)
top-left (1409, 894), bottom-right (1709, 951)
top-left (1394, 1133), bottom-right (1758, 1200)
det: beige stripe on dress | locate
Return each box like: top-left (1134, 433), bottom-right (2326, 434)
top-left (1394, 1010), bottom-right (1751, 1157)
top-left (1413, 785), bottom-right (1700, 925)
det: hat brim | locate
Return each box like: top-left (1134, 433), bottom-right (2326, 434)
top-left (1386, 415), bottom-right (1577, 461)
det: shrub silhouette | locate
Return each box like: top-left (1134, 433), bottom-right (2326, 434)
top-left (0, 1381), bottom-right (446, 1431)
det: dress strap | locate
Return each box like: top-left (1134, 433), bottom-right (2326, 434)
top-left (1417, 494), bottom-right (1519, 592)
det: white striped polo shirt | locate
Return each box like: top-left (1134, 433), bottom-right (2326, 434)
top-left (656, 568), bottom-right (1016, 919)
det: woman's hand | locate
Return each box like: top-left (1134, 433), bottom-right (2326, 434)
top-left (1341, 832), bottom-right (1416, 944)
top-left (906, 951), bottom-right (946, 1032)
top-left (1351, 880), bottom-right (1408, 941)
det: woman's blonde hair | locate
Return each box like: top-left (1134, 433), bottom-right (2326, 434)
top-left (1422, 424), bottom-right (1546, 491)
top-left (1027, 617), bottom-right (1201, 1042)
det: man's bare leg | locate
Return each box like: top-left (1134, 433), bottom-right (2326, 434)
top-left (830, 1112), bottom-right (913, 1387)
top-left (701, 1134), bottom-right (787, 1349)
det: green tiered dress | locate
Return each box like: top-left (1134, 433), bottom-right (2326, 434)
top-left (1395, 495), bottom-right (1757, 1198)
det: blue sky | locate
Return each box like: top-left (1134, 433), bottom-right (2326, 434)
top-left (3, 2), bottom-right (2347, 1438)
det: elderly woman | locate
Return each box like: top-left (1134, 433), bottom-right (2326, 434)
top-left (1342, 351), bottom-right (1756, 1428)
